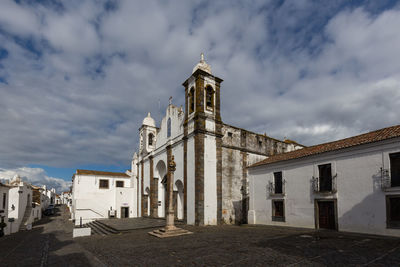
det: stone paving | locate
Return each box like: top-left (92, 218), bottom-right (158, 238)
top-left (1, 206), bottom-right (400, 266)
top-left (0, 205), bottom-right (103, 267)
top-left (77, 224), bottom-right (400, 266)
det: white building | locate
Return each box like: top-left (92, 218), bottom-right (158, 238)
top-left (61, 191), bottom-right (72, 207)
top-left (71, 169), bottom-right (136, 225)
top-left (55, 194), bottom-right (61, 205)
top-left (0, 182), bottom-right (10, 236)
top-left (45, 187), bottom-right (56, 205)
top-left (40, 185), bottom-right (51, 209)
top-left (248, 125), bottom-right (400, 237)
top-left (7, 175), bottom-right (34, 233)
top-left (134, 55), bottom-right (303, 225)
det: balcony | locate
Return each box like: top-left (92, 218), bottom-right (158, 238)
top-left (381, 168), bottom-right (400, 191)
top-left (268, 180), bottom-right (286, 196)
top-left (312, 174), bottom-right (337, 194)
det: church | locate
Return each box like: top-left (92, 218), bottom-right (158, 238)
top-left (132, 54), bottom-right (303, 225)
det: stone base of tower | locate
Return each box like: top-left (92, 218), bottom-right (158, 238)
top-left (148, 226), bottom-right (193, 238)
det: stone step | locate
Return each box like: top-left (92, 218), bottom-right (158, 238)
top-left (149, 227), bottom-right (193, 238)
top-left (87, 222), bottom-right (107, 236)
top-left (92, 220), bottom-right (119, 234)
top-left (85, 220), bottom-right (120, 236)
top-left (19, 206), bottom-right (33, 231)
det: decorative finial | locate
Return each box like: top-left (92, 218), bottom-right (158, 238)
top-left (169, 96), bottom-right (173, 105)
top-left (200, 53), bottom-right (204, 62)
top-left (147, 112), bottom-right (151, 117)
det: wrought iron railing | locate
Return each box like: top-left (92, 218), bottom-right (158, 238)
top-left (267, 180), bottom-right (286, 195)
top-left (312, 174), bottom-right (337, 193)
top-left (381, 168), bottom-right (391, 189)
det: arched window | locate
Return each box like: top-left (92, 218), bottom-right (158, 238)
top-left (167, 118), bottom-right (171, 138)
top-left (189, 87), bottom-right (195, 113)
top-left (206, 85), bottom-right (214, 110)
top-left (148, 133), bottom-right (154, 146)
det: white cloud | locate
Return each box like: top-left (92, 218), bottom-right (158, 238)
top-left (0, 0), bottom-right (40, 36)
top-left (0, 0), bottom-right (399, 171)
top-left (0, 167), bottom-right (71, 194)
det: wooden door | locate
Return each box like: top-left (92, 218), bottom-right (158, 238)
top-left (318, 201), bottom-right (336, 229)
top-left (121, 207), bottom-right (129, 218)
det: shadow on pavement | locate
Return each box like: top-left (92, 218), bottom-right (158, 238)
top-left (0, 205), bottom-right (101, 266)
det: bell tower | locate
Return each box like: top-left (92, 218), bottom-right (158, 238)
top-left (182, 54), bottom-right (223, 225)
top-left (139, 112), bottom-right (157, 156)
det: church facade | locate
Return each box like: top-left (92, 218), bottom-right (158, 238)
top-left (133, 55), bottom-right (303, 225)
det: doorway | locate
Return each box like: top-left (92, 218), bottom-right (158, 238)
top-left (175, 180), bottom-right (184, 220)
top-left (316, 200), bottom-right (337, 230)
top-left (121, 207), bottom-right (129, 218)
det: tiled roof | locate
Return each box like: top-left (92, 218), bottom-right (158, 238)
top-left (250, 124), bottom-right (400, 168)
top-left (76, 169), bottom-right (130, 178)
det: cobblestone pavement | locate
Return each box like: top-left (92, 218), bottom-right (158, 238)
top-left (77, 224), bottom-right (400, 266)
top-left (1, 207), bottom-right (400, 266)
top-left (0, 205), bottom-right (103, 267)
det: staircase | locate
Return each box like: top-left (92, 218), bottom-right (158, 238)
top-left (19, 205), bottom-right (32, 231)
top-left (85, 220), bottom-right (119, 236)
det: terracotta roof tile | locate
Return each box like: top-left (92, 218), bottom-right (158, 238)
top-left (250, 124), bottom-right (400, 168)
top-left (76, 169), bottom-right (130, 178)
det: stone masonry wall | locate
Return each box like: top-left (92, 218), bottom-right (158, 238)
top-left (221, 124), bottom-right (298, 224)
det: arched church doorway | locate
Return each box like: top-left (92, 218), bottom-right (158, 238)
top-left (155, 160), bottom-right (167, 218)
top-left (175, 180), bottom-right (184, 220)
top-left (145, 187), bottom-right (150, 216)
top-left (160, 175), bottom-right (167, 218)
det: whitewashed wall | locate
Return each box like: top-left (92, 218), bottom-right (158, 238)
top-left (204, 134), bottom-right (217, 225)
top-left (72, 174), bottom-right (134, 225)
top-left (187, 136), bottom-right (195, 224)
top-left (248, 138), bottom-right (400, 237)
top-left (0, 186), bottom-right (10, 235)
top-left (7, 183), bottom-right (32, 233)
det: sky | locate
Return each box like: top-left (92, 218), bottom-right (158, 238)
top-left (0, 0), bottom-right (399, 193)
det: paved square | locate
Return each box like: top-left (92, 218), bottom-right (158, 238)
top-left (77, 224), bottom-right (400, 266)
top-left (1, 206), bottom-right (399, 266)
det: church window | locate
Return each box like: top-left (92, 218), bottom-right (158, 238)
top-left (148, 133), bottom-right (154, 146)
top-left (228, 132), bottom-right (233, 138)
top-left (99, 179), bottom-right (109, 189)
top-left (205, 85), bottom-right (214, 110)
top-left (189, 87), bottom-right (195, 113)
top-left (390, 152), bottom-right (400, 187)
top-left (167, 118), bottom-right (171, 138)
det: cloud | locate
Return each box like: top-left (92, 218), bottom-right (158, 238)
top-left (0, 0), bottom-right (399, 172)
top-left (0, 167), bottom-right (71, 194)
